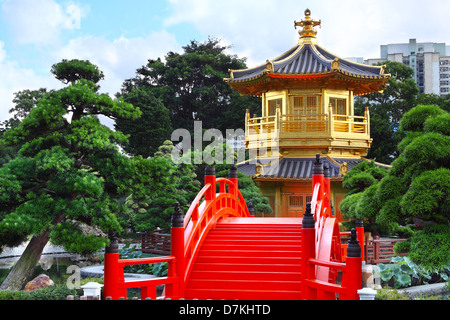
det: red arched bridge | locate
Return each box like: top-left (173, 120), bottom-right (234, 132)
top-left (104, 154), bottom-right (364, 300)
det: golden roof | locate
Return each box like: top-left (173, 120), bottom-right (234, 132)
top-left (224, 9), bottom-right (390, 97)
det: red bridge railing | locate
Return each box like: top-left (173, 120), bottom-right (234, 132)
top-left (104, 157), bottom-right (363, 300)
top-left (302, 154), bottom-right (363, 300)
top-left (103, 165), bottom-right (250, 300)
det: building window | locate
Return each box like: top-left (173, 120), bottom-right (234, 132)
top-left (285, 194), bottom-right (313, 217)
top-left (289, 196), bottom-right (303, 207)
top-left (268, 99), bottom-right (282, 116)
top-left (306, 96), bottom-right (320, 115)
top-left (289, 95), bottom-right (320, 116)
top-left (291, 96), bottom-right (303, 115)
top-left (330, 98), bottom-right (347, 116)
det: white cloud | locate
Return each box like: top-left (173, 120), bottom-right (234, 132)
top-left (164, 0), bottom-right (450, 66)
top-left (165, 0), bottom-right (293, 67)
top-left (0, 42), bottom-right (60, 123)
top-left (0, 41), bottom-right (5, 63)
top-left (53, 30), bottom-right (181, 95)
top-left (1, 0), bottom-right (87, 45)
top-left (0, 24), bottom-right (181, 124)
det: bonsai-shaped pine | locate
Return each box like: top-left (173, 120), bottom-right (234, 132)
top-left (0, 59), bottom-right (150, 290)
top-left (129, 141), bottom-right (201, 233)
top-left (338, 159), bottom-right (388, 229)
top-left (341, 104), bottom-right (450, 270)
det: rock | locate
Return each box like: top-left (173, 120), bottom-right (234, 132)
top-left (24, 274), bottom-right (54, 292)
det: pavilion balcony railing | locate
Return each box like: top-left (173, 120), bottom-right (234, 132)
top-left (245, 106), bottom-right (370, 143)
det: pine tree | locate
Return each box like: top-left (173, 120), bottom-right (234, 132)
top-left (0, 59), bottom-right (149, 290)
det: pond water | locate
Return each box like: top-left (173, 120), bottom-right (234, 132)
top-left (0, 257), bottom-right (75, 286)
top-left (0, 243), bottom-right (103, 287)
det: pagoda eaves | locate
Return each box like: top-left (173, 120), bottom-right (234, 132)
top-left (225, 42), bottom-right (390, 97)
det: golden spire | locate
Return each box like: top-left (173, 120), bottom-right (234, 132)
top-left (294, 9), bottom-right (321, 39)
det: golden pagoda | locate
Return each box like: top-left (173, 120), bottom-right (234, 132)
top-left (225, 9), bottom-right (390, 219)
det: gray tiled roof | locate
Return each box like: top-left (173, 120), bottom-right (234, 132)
top-left (275, 45), bottom-right (331, 75)
top-left (237, 157), bottom-right (343, 180)
top-left (237, 156), bottom-right (389, 180)
top-left (227, 43), bottom-right (385, 83)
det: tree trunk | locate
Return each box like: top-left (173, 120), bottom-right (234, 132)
top-left (0, 231), bottom-right (50, 291)
top-left (0, 214), bottom-right (65, 291)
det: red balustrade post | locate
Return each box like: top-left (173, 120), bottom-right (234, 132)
top-left (356, 219), bottom-right (365, 262)
top-left (301, 203), bottom-right (316, 300)
top-left (204, 166), bottom-right (216, 201)
top-left (323, 163), bottom-right (331, 218)
top-left (312, 154), bottom-right (324, 204)
top-left (342, 228), bottom-right (362, 300)
top-left (103, 236), bottom-right (126, 300)
top-left (247, 200), bottom-right (255, 217)
top-left (228, 164), bottom-right (238, 197)
top-left (170, 202), bottom-right (185, 299)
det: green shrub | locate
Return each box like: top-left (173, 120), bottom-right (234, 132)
top-left (0, 284), bottom-right (78, 300)
top-left (408, 224), bottom-right (450, 271)
top-left (400, 169), bottom-right (450, 220)
top-left (0, 290), bottom-right (31, 300)
top-left (424, 112), bottom-right (450, 135)
top-left (375, 287), bottom-right (410, 300)
top-left (378, 257), bottom-right (413, 288)
top-left (355, 184), bottom-right (380, 220)
top-left (28, 285), bottom-right (78, 300)
top-left (110, 242), bottom-right (169, 276)
top-left (394, 238), bottom-right (411, 254)
top-left (339, 192), bottom-right (363, 220)
top-left (377, 256), bottom-right (450, 289)
top-left (152, 262), bottom-right (168, 277)
top-left (399, 104), bottom-right (447, 132)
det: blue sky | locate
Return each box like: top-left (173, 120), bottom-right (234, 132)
top-left (1, 0), bottom-right (450, 124)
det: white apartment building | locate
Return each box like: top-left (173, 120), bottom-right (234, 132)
top-left (364, 39), bottom-right (450, 96)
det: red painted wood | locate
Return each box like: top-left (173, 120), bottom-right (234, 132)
top-left (104, 162), bottom-right (362, 300)
top-left (184, 220), bottom-right (303, 300)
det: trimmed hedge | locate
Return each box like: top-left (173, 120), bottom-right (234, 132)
top-left (0, 284), bottom-right (78, 300)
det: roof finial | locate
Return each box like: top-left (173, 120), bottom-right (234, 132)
top-left (294, 9), bottom-right (321, 39)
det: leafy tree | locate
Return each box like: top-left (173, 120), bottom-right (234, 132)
top-left (130, 141), bottom-right (201, 233)
top-left (360, 61), bottom-right (419, 124)
top-left (400, 224), bottom-right (450, 271)
top-left (0, 89), bottom-right (48, 166)
top-left (0, 89), bottom-right (47, 133)
top-left (0, 59), bottom-right (149, 291)
top-left (415, 93), bottom-right (450, 113)
top-left (120, 38), bottom-right (260, 138)
top-left (356, 61), bottom-right (419, 163)
top-left (341, 104), bottom-right (449, 269)
top-left (114, 87), bottom-right (173, 158)
top-left (339, 160), bottom-right (388, 226)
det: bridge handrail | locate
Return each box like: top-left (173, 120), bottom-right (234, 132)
top-left (308, 258), bottom-right (346, 270)
top-left (117, 256), bottom-right (175, 267)
top-left (103, 241), bottom-right (179, 300)
top-left (183, 177), bottom-right (247, 229)
top-left (301, 154), bottom-right (362, 300)
top-left (103, 166), bottom-right (251, 300)
top-left (181, 171), bottom-right (251, 293)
